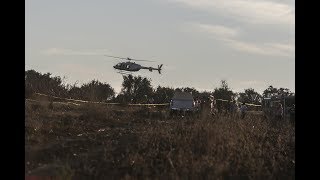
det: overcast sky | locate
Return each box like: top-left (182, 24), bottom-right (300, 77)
top-left (25, 0), bottom-right (295, 94)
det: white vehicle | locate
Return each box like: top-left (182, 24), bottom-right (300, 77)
top-left (169, 92), bottom-right (199, 117)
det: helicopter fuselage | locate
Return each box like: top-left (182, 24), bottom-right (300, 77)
top-left (106, 54), bottom-right (162, 74)
top-left (113, 61), bottom-right (162, 74)
top-left (113, 62), bottom-right (142, 71)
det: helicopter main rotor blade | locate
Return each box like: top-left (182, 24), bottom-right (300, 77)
top-left (104, 54), bottom-right (155, 62)
top-left (128, 58), bottom-right (154, 62)
top-left (104, 55), bottom-right (127, 60)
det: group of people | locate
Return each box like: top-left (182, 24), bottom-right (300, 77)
top-left (198, 95), bottom-right (293, 121)
top-left (208, 96), bottom-right (248, 119)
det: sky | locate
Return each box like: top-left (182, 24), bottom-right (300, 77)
top-left (25, 0), bottom-right (295, 94)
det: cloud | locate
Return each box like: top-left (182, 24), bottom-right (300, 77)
top-left (265, 42), bottom-right (295, 52)
top-left (225, 39), bottom-right (294, 57)
top-left (194, 23), bottom-right (238, 39)
top-left (189, 23), bottom-right (294, 57)
top-left (168, 0), bottom-right (294, 25)
top-left (42, 48), bottom-right (111, 56)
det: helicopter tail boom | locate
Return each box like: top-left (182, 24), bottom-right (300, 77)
top-left (141, 64), bottom-right (163, 74)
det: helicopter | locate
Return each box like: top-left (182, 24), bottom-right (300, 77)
top-left (104, 55), bottom-right (163, 74)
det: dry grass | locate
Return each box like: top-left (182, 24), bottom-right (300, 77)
top-left (25, 100), bottom-right (295, 179)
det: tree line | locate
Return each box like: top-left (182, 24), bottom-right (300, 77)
top-left (25, 69), bottom-right (294, 104)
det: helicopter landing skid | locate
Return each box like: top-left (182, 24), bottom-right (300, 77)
top-left (117, 71), bottom-right (132, 76)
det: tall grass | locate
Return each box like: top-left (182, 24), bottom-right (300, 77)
top-left (25, 101), bottom-right (295, 179)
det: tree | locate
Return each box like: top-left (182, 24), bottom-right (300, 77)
top-left (180, 87), bottom-right (200, 98)
top-left (238, 88), bottom-right (262, 104)
top-left (153, 86), bottom-right (175, 103)
top-left (262, 86), bottom-right (279, 98)
top-left (25, 69), bottom-right (67, 97)
top-left (278, 87), bottom-right (294, 97)
top-left (119, 75), bottom-right (153, 103)
top-left (212, 80), bottom-right (235, 101)
top-left (198, 91), bottom-right (213, 101)
top-left (263, 86), bottom-right (294, 98)
top-left (121, 75), bottom-right (134, 95)
top-left (174, 87), bottom-right (183, 92)
top-left (134, 77), bottom-right (154, 103)
top-left (78, 80), bottom-right (115, 102)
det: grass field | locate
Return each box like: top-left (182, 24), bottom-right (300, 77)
top-left (25, 99), bottom-right (295, 179)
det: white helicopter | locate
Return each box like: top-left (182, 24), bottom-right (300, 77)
top-left (104, 55), bottom-right (163, 75)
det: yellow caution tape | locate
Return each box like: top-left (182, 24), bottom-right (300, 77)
top-left (33, 93), bottom-right (168, 106)
top-left (215, 98), bottom-right (261, 106)
top-left (32, 93), bottom-right (261, 107)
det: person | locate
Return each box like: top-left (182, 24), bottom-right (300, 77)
top-left (225, 100), bottom-right (231, 116)
top-left (275, 102), bottom-right (283, 120)
top-left (240, 102), bottom-right (247, 119)
top-left (194, 98), bottom-right (201, 111)
top-left (230, 101), bottom-right (238, 118)
top-left (149, 97), bottom-right (154, 104)
top-left (200, 98), bottom-right (205, 112)
top-left (217, 100), bottom-right (222, 115)
top-left (210, 99), bottom-right (216, 117)
top-left (289, 104), bottom-right (295, 122)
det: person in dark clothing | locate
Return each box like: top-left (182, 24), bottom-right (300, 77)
top-left (289, 104), bottom-right (295, 122)
top-left (240, 102), bottom-right (247, 119)
top-left (225, 100), bottom-right (231, 116)
top-left (275, 103), bottom-right (283, 120)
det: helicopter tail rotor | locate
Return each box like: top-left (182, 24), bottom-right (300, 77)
top-left (158, 64), bottom-right (163, 74)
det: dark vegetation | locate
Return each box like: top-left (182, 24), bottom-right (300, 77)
top-left (25, 69), bottom-right (294, 104)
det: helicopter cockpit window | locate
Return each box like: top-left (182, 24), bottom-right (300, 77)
top-left (117, 63), bottom-right (121, 67)
top-left (126, 65), bottom-right (130, 69)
